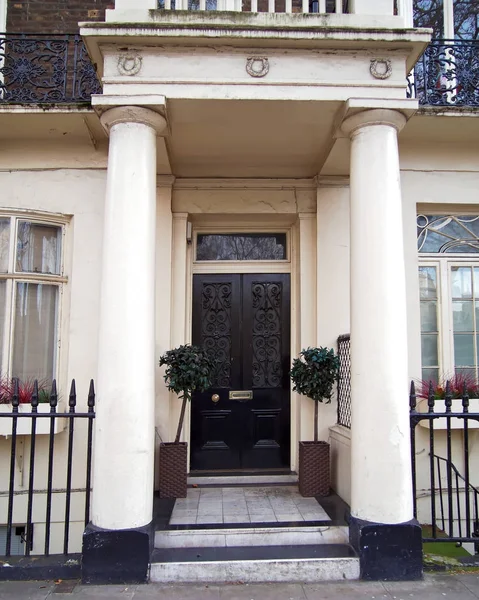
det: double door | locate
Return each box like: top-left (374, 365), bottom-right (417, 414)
top-left (190, 273), bottom-right (291, 471)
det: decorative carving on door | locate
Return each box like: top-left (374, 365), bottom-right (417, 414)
top-left (251, 282), bottom-right (282, 388)
top-left (201, 283), bottom-right (232, 388)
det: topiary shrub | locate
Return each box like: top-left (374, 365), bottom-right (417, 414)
top-left (290, 347), bottom-right (340, 441)
top-left (159, 344), bottom-right (215, 444)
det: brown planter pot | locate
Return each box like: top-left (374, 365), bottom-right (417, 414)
top-left (298, 440), bottom-right (330, 497)
top-left (159, 442), bottom-right (188, 499)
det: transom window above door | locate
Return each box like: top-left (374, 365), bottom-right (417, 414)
top-left (196, 233), bottom-right (287, 262)
top-left (418, 214), bottom-right (479, 383)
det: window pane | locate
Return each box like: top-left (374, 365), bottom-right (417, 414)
top-left (417, 215), bottom-right (479, 253)
top-left (196, 234), bottom-right (287, 261)
top-left (0, 219), bottom-right (10, 273)
top-left (422, 334), bottom-right (439, 367)
top-left (422, 367), bottom-right (439, 384)
top-left (421, 301), bottom-right (438, 332)
top-left (419, 266), bottom-right (437, 299)
top-left (456, 367), bottom-right (476, 382)
top-left (12, 283), bottom-right (58, 381)
top-left (16, 222), bottom-right (61, 275)
top-left (453, 334), bottom-right (474, 366)
top-left (452, 301), bottom-right (474, 332)
top-left (413, 0), bottom-right (444, 38)
top-left (451, 267), bottom-right (472, 299)
top-left (454, 0), bottom-right (479, 40)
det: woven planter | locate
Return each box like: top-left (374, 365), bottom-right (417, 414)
top-left (159, 442), bottom-right (187, 499)
top-left (298, 440), bottom-right (330, 497)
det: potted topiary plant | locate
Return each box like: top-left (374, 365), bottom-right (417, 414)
top-left (290, 347), bottom-right (340, 497)
top-left (158, 344), bottom-right (214, 499)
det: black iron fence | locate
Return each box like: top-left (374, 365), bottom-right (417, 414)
top-left (410, 381), bottom-right (479, 550)
top-left (0, 34), bottom-right (101, 104)
top-left (0, 378), bottom-right (95, 557)
top-left (407, 40), bottom-right (479, 107)
top-left (337, 334), bottom-right (351, 429)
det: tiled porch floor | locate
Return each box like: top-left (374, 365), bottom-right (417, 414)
top-left (169, 486), bottom-right (330, 525)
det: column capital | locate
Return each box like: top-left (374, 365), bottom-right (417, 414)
top-left (100, 106), bottom-right (167, 136)
top-left (341, 109), bottom-right (407, 138)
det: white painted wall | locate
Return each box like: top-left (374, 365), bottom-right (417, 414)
top-left (0, 166), bottom-right (106, 553)
top-left (0, 128), bottom-right (478, 547)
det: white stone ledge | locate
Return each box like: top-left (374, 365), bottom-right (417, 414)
top-left (329, 424), bottom-right (352, 444)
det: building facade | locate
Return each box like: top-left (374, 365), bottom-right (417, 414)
top-left (0, 0), bottom-right (478, 585)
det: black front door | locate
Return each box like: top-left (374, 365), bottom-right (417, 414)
top-left (191, 273), bottom-right (291, 471)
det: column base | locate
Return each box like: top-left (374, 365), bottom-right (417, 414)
top-left (349, 516), bottom-right (423, 581)
top-left (82, 521), bottom-right (154, 585)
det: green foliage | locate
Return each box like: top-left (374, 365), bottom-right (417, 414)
top-left (159, 344), bottom-right (215, 403)
top-left (290, 347), bottom-right (340, 404)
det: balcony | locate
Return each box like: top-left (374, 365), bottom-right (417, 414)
top-left (1, 33), bottom-right (478, 109)
top-left (407, 39), bottom-right (479, 108)
top-left (0, 34), bottom-right (102, 104)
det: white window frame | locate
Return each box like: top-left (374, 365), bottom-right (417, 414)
top-left (414, 0), bottom-right (474, 38)
top-left (419, 255), bottom-right (479, 381)
top-left (0, 212), bottom-right (68, 385)
top-left (193, 226), bottom-right (291, 274)
top-left (0, 0), bottom-right (6, 33)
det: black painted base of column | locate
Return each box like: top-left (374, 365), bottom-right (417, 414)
top-left (350, 516), bottom-right (423, 581)
top-left (82, 521), bottom-right (154, 585)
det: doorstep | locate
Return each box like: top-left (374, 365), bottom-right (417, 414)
top-left (151, 483), bottom-right (357, 583)
top-left (149, 544), bottom-right (359, 584)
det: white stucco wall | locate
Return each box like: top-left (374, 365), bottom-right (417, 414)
top-left (0, 124), bottom-right (478, 548)
top-left (0, 166), bottom-right (106, 553)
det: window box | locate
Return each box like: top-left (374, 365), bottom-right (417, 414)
top-left (416, 397), bottom-right (479, 430)
top-left (0, 403), bottom-right (66, 436)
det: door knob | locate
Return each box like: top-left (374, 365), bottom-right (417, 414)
top-left (212, 394), bottom-right (220, 404)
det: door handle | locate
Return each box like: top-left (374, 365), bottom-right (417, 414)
top-left (211, 394), bottom-right (220, 404)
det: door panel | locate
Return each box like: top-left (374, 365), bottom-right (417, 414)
top-left (191, 273), bottom-right (290, 471)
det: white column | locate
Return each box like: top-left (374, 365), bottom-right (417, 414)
top-left (298, 214), bottom-right (317, 443)
top-left (92, 106), bottom-right (167, 531)
top-left (169, 213), bottom-right (189, 443)
top-left (397, 0), bottom-right (414, 27)
top-left (342, 109), bottom-right (413, 525)
top-left (154, 178), bottom-right (174, 486)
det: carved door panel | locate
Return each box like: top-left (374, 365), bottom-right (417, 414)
top-left (191, 274), bottom-right (290, 471)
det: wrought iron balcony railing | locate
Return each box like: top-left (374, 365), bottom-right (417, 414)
top-left (0, 34), bottom-right (478, 109)
top-left (0, 34), bottom-right (102, 104)
top-left (407, 39), bottom-right (479, 107)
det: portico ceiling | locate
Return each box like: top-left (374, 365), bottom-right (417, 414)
top-left (165, 98), bottom-right (342, 178)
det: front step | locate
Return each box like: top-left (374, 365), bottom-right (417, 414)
top-left (155, 524), bottom-right (349, 548)
top-left (149, 544), bottom-right (359, 583)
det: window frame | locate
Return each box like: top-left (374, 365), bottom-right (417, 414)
top-left (419, 254), bottom-right (479, 381)
top-left (0, 212), bottom-right (68, 384)
top-left (413, 0), bottom-right (478, 39)
top-left (0, 0), bottom-right (6, 33)
top-left (193, 226), bottom-right (291, 267)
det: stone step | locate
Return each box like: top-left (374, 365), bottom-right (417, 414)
top-left (155, 524), bottom-right (349, 549)
top-left (187, 474), bottom-right (298, 486)
top-left (149, 544), bottom-right (359, 583)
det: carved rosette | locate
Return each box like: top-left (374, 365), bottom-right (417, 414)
top-left (370, 58), bottom-right (393, 80)
top-left (246, 57), bottom-right (269, 78)
top-left (117, 53), bottom-right (143, 77)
